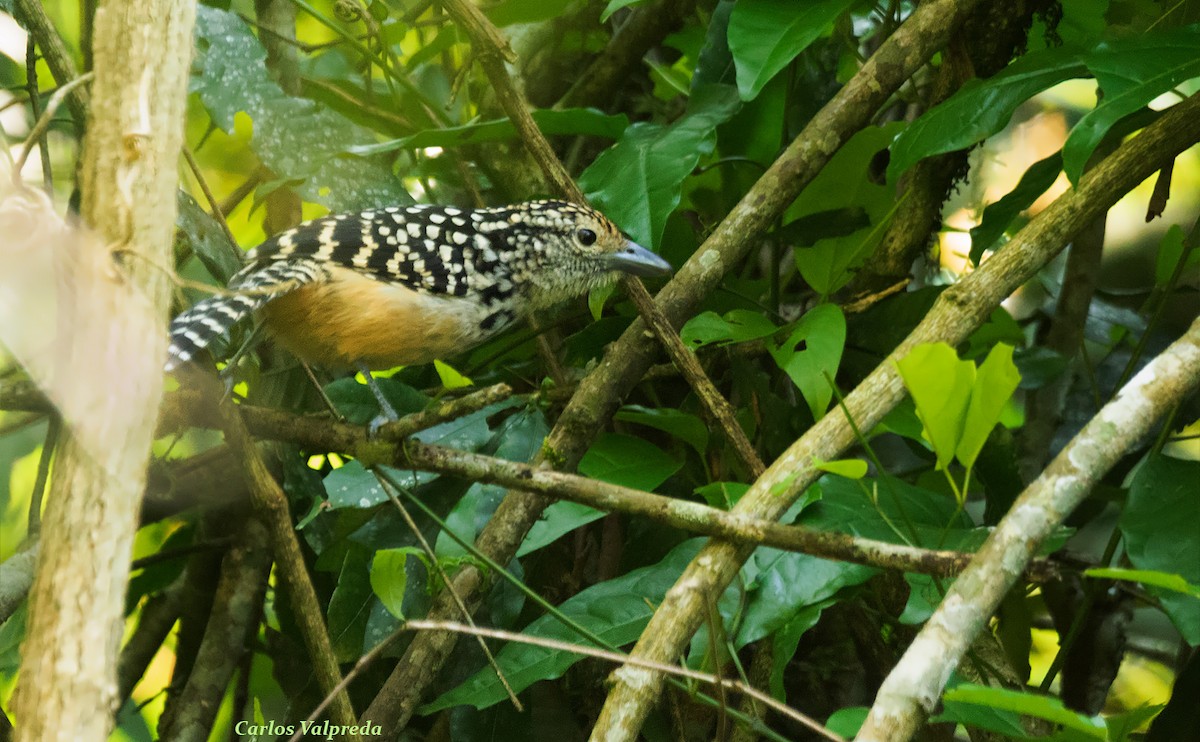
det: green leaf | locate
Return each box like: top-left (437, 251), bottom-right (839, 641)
top-left (825, 707), bottom-right (869, 738)
top-left (692, 0), bottom-right (736, 89)
top-left (1084, 568), bottom-right (1200, 598)
top-left (518, 502), bottom-right (607, 558)
top-left (324, 377), bottom-right (428, 426)
top-left (694, 481), bottom-right (751, 509)
top-left (345, 108), bottom-right (630, 156)
top-left (813, 458), bottom-right (867, 479)
top-left (790, 123), bottom-right (902, 294)
top-left (175, 191), bottom-right (241, 284)
top-left (679, 309), bottom-right (778, 348)
top-left (1063, 25), bottom-right (1200, 183)
top-left (615, 405), bottom-right (710, 458)
top-left (412, 399), bottom-right (518, 450)
top-left (802, 476), bottom-right (985, 551)
top-left (737, 549), bottom-right (875, 646)
top-left (768, 304), bottom-right (846, 421)
top-left (969, 153), bottom-right (1063, 263)
top-left (439, 409), bottom-right (549, 558)
top-left (1121, 454), bottom-right (1200, 643)
top-left (588, 282), bottom-right (616, 321)
top-left (888, 46), bottom-right (1088, 181)
top-left (579, 84), bottom-right (741, 249)
top-left (578, 433), bottom-right (682, 491)
top-left (770, 602), bottom-right (832, 701)
top-left (600, 0), bottom-right (646, 22)
top-left (728, 0), bottom-right (854, 101)
top-left (433, 360), bottom-right (473, 390)
top-left (895, 343), bottom-right (975, 470)
top-left (941, 684), bottom-right (1107, 738)
top-left (370, 548), bottom-right (421, 619)
top-left (192, 6), bottom-right (409, 212)
top-left (327, 546), bottom-right (373, 661)
top-left (956, 343), bottom-right (1021, 469)
top-left (325, 460), bottom-right (436, 509)
top-left (423, 540), bottom-right (706, 712)
top-left (1154, 224), bottom-right (1200, 287)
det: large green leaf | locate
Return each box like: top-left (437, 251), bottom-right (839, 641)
top-left (802, 475), bottom-right (986, 551)
top-left (577, 433), bottom-right (682, 491)
top-left (768, 304), bottom-right (846, 421)
top-left (370, 548), bottom-right (422, 619)
top-left (192, 6), bottom-right (409, 212)
top-left (579, 84), bottom-right (741, 249)
top-left (514, 433), bottom-right (683, 555)
top-left (615, 405), bottom-right (710, 458)
top-left (680, 309), bottom-right (778, 348)
top-left (517, 502), bottom-right (608, 558)
top-left (1120, 454), bottom-right (1200, 643)
top-left (940, 684), bottom-right (1107, 739)
top-left (727, 0), bottom-right (854, 101)
top-left (438, 409), bottom-right (548, 558)
top-left (790, 123), bottom-right (902, 294)
top-left (422, 540), bottom-right (705, 713)
top-left (896, 343), bottom-right (975, 470)
top-left (325, 460), bottom-right (436, 509)
top-left (888, 46), bottom-right (1088, 181)
top-left (326, 546), bottom-right (373, 661)
top-left (736, 549), bottom-right (875, 646)
top-left (1063, 25), bottom-right (1200, 182)
top-left (956, 343), bottom-right (1021, 468)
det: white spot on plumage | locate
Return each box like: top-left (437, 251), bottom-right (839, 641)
top-left (429, 212), bottom-right (446, 224)
top-left (196, 315), bottom-right (225, 332)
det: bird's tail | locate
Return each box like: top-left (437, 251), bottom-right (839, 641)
top-left (164, 259), bottom-right (327, 371)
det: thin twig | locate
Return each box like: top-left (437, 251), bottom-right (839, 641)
top-left (26, 415), bottom-right (59, 536)
top-left (403, 619), bottom-right (845, 742)
top-left (182, 146), bottom-right (240, 251)
top-left (25, 35), bottom-right (53, 193)
top-left (210, 376), bottom-right (361, 738)
top-left (13, 72), bottom-right (94, 179)
top-left (12, 0), bottom-right (89, 129)
top-left (374, 470), bottom-right (523, 710)
top-left (622, 277), bottom-right (765, 477)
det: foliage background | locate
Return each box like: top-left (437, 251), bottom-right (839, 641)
top-left (0, 0), bottom-right (1198, 740)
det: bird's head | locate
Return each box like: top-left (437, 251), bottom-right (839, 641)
top-left (491, 200), bottom-right (672, 310)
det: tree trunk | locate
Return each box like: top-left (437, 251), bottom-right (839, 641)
top-left (11, 2), bottom-right (195, 740)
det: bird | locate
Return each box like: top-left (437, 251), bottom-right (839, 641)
top-left (165, 199), bottom-right (671, 423)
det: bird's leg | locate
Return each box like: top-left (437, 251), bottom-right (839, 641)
top-left (217, 323), bottom-right (267, 399)
top-left (357, 362), bottom-right (399, 435)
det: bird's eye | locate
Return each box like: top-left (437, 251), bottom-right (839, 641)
top-left (577, 228), bottom-right (597, 246)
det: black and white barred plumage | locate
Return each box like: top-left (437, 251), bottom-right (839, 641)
top-left (165, 200), bottom-right (670, 373)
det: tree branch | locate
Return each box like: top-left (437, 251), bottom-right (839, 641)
top-left (212, 384), bottom-right (361, 737)
top-left (0, 382), bottom-right (1060, 583)
top-left (156, 518), bottom-right (271, 742)
top-left (857, 315), bottom-right (1200, 741)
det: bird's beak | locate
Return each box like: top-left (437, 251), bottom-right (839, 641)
top-left (606, 240), bottom-right (672, 277)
